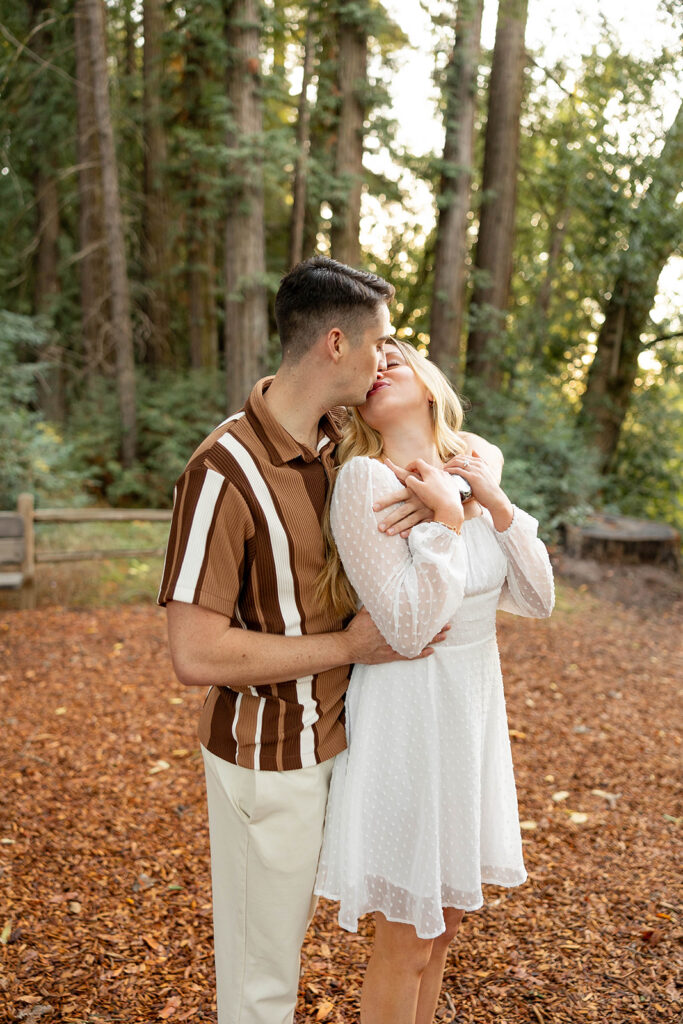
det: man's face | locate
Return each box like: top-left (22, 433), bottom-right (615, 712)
top-left (340, 304), bottom-right (393, 407)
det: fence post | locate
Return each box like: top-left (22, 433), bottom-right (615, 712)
top-left (17, 493), bottom-right (35, 609)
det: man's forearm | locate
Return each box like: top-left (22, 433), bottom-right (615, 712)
top-left (167, 601), bottom-right (352, 690)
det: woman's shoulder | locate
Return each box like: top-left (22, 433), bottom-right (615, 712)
top-left (337, 455), bottom-right (391, 481)
top-left (334, 456), bottom-right (396, 499)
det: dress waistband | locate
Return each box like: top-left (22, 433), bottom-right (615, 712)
top-left (441, 587), bottom-right (500, 647)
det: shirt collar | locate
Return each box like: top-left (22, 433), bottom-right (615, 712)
top-left (245, 377), bottom-right (343, 466)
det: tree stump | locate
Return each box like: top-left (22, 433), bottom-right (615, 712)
top-left (563, 514), bottom-right (680, 570)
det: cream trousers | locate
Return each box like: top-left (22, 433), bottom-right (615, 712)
top-left (201, 745), bottom-right (335, 1024)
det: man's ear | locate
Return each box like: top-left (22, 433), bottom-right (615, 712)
top-left (323, 327), bottom-right (345, 363)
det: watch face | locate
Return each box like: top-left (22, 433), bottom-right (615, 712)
top-left (451, 474), bottom-right (473, 502)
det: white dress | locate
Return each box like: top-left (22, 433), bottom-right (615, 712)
top-left (315, 456), bottom-right (555, 939)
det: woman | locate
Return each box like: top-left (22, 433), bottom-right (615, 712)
top-left (314, 339), bottom-right (554, 1023)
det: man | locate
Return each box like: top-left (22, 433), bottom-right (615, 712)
top-left (159, 256), bottom-right (500, 1024)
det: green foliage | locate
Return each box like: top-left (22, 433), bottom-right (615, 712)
top-left (608, 355), bottom-right (683, 531)
top-left (67, 369), bottom-right (226, 507)
top-left (0, 311), bottom-right (86, 507)
top-left (464, 373), bottom-right (603, 538)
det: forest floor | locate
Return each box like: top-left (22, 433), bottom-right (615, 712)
top-left (0, 564), bottom-right (681, 1024)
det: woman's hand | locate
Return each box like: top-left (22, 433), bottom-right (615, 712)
top-left (447, 450), bottom-right (513, 532)
top-left (402, 458), bottom-right (465, 534)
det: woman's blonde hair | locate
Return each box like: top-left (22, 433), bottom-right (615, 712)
top-left (317, 338), bottom-right (468, 618)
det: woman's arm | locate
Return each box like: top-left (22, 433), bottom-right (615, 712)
top-left (447, 452), bottom-right (554, 618)
top-left (331, 458), bottom-right (469, 658)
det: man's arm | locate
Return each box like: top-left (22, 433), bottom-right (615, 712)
top-left (166, 602), bottom-right (446, 689)
top-left (374, 433), bottom-right (504, 537)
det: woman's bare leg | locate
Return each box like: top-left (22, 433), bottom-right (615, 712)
top-left (415, 908), bottom-right (465, 1024)
top-left (360, 913), bottom-right (434, 1024)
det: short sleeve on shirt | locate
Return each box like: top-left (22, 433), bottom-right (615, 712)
top-left (158, 466), bottom-right (254, 620)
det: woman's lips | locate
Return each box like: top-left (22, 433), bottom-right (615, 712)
top-left (366, 380), bottom-right (390, 398)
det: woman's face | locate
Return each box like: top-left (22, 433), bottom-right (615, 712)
top-left (357, 343), bottom-right (430, 432)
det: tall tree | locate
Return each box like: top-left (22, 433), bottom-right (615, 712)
top-left (79, 0), bottom-right (137, 464)
top-left (142, 0), bottom-right (171, 365)
top-left (223, 0), bottom-right (268, 411)
top-left (465, 0), bottom-right (529, 391)
top-left (579, 102), bottom-right (683, 473)
top-left (288, 15), bottom-right (317, 269)
top-left (429, 0), bottom-right (483, 383)
top-left (74, 0), bottom-right (110, 375)
top-left (330, 0), bottom-right (368, 266)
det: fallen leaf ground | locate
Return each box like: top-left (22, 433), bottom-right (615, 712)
top-left (0, 579), bottom-right (681, 1023)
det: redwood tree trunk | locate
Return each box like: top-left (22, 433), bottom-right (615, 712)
top-left (466, 0), bottom-right (528, 391)
top-left (223, 0), bottom-right (268, 411)
top-left (330, 4), bottom-right (367, 267)
top-left (143, 0), bottom-right (171, 366)
top-left (429, 0), bottom-right (483, 383)
top-left (579, 102), bottom-right (683, 473)
top-left (81, 0), bottom-right (137, 465)
top-left (188, 222), bottom-right (218, 370)
top-left (288, 18), bottom-right (317, 269)
top-left (74, 0), bottom-right (109, 373)
top-left (34, 172), bottom-right (65, 421)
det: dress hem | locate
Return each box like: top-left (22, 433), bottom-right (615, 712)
top-left (314, 869), bottom-right (527, 940)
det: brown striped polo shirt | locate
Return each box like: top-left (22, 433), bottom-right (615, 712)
top-left (158, 377), bottom-right (350, 771)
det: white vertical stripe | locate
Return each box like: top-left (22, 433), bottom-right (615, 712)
top-left (216, 410), bottom-right (245, 429)
top-left (232, 692), bottom-right (242, 761)
top-left (250, 689), bottom-right (265, 770)
top-left (157, 483), bottom-right (177, 604)
top-left (317, 434), bottom-right (330, 451)
top-left (172, 469), bottom-right (225, 600)
top-left (218, 434), bottom-right (301, 634)
top-left (218, 432), bottom-right (319, 766)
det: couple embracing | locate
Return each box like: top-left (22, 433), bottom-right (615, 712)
top-left (159, 256), bottom-right (554, 1024)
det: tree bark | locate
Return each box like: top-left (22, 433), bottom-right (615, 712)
top-left (80, 0), bottom-right (137, 465)
top-left (288, 17), bottom-right (317, 269)
top-left (578, 103), bottom-right (683, 473)
top-left (188, 222), bottom-right (218, 370)
top-left (74, 0), bottom-right (110, 374)
top-left (223, 0), bottom-right (268, 411)
top-left (142, 0), bottom-right (171, 366)
top-left (466, 0), bottom-right (529, 391)
top-left (330, 3), bottom-right (367, 267)
top-left (429, 0), bottom-right (483, 384)
top-left (34, 172), bottom-right (65, 421)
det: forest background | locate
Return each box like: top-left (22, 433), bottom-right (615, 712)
top-left (1, 0), bottom-right (681, 537)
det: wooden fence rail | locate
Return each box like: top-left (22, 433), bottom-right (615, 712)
top-left (6, 493), bottom-right (171, 607)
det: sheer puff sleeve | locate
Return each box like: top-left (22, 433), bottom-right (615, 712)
top-left (493, 506), bottom-right (555, 618)
top-left (330, 456), bottom-right (469, 658)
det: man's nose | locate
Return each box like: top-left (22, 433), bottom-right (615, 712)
top-left (377, 350), bottom-right (387, 373)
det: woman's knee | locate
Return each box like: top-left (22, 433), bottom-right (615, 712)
top-left (437, 908), bottom-right (465, 946)
top-left (373, 914), bottom-right (434, 974)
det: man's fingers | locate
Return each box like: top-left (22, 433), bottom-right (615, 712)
top-left (373, 486), bottom-right (411, 513)
top-left (386, 508), bottom-right (433, 536)
top-left (377, 497), bottom-right (426, 531)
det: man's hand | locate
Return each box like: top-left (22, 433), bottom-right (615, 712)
top-left (374, 434), bottom-right (504, 537)
top-left (372, 458), bottom-right (434, 537)
top-left (344, 606), bottom-right (449, 663)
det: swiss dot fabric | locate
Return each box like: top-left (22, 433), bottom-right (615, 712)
top-left (315, 456), bottom-right (555, 939)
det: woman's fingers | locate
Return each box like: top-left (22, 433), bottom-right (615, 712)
top-left (383, 457), bottom-right (409, 483)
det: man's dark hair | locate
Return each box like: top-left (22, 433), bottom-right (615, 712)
top-left (275, 256), bottom-right (395, 361)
